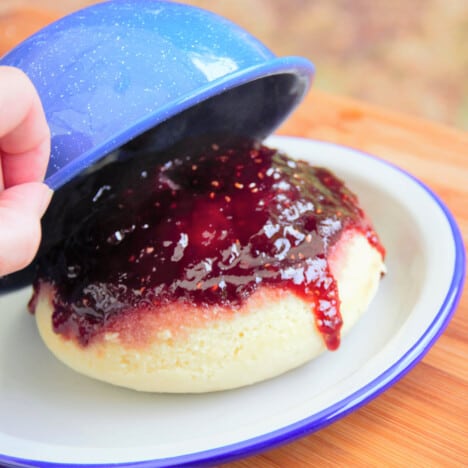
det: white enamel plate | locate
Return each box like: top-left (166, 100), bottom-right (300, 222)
top-left (0, 136), bottom-right (464, 467)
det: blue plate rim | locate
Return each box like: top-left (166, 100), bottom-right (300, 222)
top-left (1, 138), bottom-right (465, 467)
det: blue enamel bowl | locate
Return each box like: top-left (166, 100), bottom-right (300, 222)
top-left (0, 0), bottom-right (314, 190)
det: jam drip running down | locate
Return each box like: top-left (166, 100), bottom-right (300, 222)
top-left (33, 141), bottom-right (384, 349)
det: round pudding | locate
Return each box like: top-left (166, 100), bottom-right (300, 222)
top-left (29, 141), bottom-right (385, 392)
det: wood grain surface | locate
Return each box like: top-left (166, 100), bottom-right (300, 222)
top-left (222, 90), bottom-right (468, 467)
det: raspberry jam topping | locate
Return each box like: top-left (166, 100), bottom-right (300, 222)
top-left (31, 141), bottom-right (383, 348)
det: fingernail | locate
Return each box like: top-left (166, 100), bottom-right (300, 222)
top-left (38, 184), bottom-right (53, 216)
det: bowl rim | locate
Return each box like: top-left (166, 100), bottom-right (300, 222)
top-left (44, 56), bottom-right (314, 190)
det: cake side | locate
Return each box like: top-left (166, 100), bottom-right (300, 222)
top-left (34, 229), bottom-right (384, 392)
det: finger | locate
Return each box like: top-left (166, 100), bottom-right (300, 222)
top-left (0, 182), bottom-right (53, 276)
top-left (0, 66), bottom-right (51, 188)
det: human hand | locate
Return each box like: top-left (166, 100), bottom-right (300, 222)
top-left (0, 66), bottom-right (52, 276)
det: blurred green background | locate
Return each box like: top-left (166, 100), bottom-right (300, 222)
top-left (2, 0), bottom-right (467, 130)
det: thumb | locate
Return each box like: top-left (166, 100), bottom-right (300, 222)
top-left (0, 182), bottom-right (53, 276)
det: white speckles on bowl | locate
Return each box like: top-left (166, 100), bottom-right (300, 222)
top-left (0, 0), bottom-right (314, 189)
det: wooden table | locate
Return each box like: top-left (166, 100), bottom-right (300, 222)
top-left (223, 91), bottom-right (468, 466)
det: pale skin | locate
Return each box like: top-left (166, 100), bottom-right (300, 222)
top-left (0, 66), bottom-right (52, 276)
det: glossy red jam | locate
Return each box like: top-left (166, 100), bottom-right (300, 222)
top-left (31, 141), bottom-right (383, 348)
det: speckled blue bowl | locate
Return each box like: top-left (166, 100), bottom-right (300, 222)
top-left (0, 0), bottom-right (314, 190)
